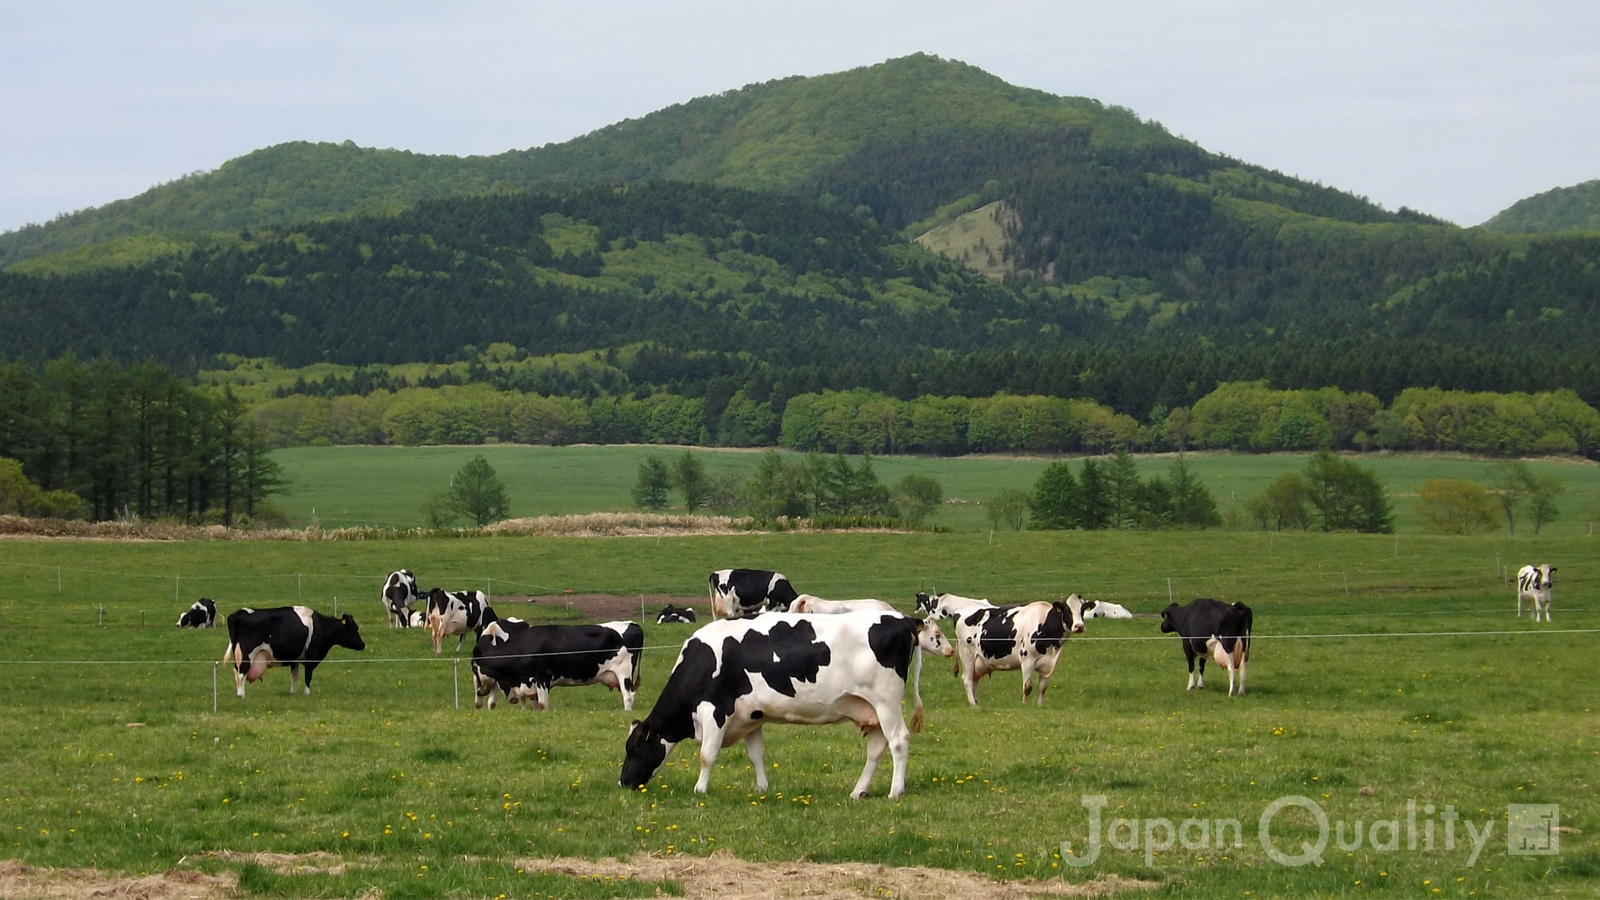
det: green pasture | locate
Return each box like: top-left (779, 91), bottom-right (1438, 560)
top-left (1, 530), bottom-right (1597, 898)
top-left (270, 445), bottom-right (1600, 536)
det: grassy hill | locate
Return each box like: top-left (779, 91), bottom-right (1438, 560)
top-left (1482, 178), bottom-right (1600, 234)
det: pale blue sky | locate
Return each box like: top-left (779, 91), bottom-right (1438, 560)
top-left (2, 1), bottom-right (1596, 233)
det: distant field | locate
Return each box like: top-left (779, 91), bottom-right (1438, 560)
top-left (271, 445), bottom-right (1600, 535)
top-left (0, 531), bottom-right (1595, 898)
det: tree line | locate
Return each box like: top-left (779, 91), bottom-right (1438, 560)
top-left (246, 378), bottom-right (1600, 461)
top-left (0, 355), bottom-right (283, 524)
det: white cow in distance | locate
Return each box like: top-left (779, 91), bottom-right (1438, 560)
top-left (1517, 564), bottom-right (1555, 622)
top-left (1084, 600), bottom-right (1134, 619)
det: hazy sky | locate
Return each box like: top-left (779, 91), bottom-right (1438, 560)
top-left (2, 1), bottom-right (1596, 234)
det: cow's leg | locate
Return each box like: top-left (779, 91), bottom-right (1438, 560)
top-left (1237, 650), bottom-right (1248, 697)
top-left (962, 657), bottom-right (980, 706)
top-left (1184, 646), bottom-right (1199, 690)
top-left (881, 712), bottom-right (911, 799)
top-left (620, 674), bottom-right (636, 712)
top-left (744, 727), bottom-right (768, 792)
top-left (694, 717), bottom-right (726, 794)
top-left (226, 643), bottom-right (247, 699)
top-left (535, 683), bottom-right (551, 712)
top-left (1034, 655), bottom-right (1058, 706)
top-left (302, 662), bottom-right (317, 695)
top-left (1516, 592), bottom-right (1523, 618)
top-left (852, 725), bottom-right (889, 799)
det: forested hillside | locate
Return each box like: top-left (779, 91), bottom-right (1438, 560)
top-left (5, 181), bottom-right (1600, 421)
top-left (1483, 179), bottom-right (1600, 234)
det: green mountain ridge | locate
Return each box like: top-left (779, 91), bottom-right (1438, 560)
top-left (1, 54), bottom-right (1421, 271)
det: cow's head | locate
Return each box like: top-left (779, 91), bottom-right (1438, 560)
top-left (914, 592), bottom-right (936, 615)
top-left (1158, 603), bottom-right (1182, 634)
top-left (1059, 594), bottom-right (1096, 634)
top-left (620, 720), bottom-right (675, 789)
top-left (916, 618), bottom-right (955, 658)
top-left (338, 614), bottom-right (366, 651)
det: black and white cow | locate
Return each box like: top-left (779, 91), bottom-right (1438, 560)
top-left (709, 568), bottom-right (799, 619)
top-left (788, 595), bottom-right (896, 614)
top-left (381, 570), bottom-right (419, 628)
top-left (425, 588), bottom-right (497, 654)
top-left (620, 611), bottom-right (953, 798)
top-left (916, 592), bottom-right (999, 676)
top-left (1517, 564), bottom-right (1555, 622)
top-left (1084, 600), bottom-right (1134, 620)
top-left (949, 596), bottom-right (1095, 706)
top-left (657, 604), bottom-right (697, 624)
top-left (471, 618), bottom-right (645, 711)
top-left (1159, 598), bottom-right (1253, 696)
top-left (222, 606), bottom-right (365, 698)
top-left (175, 597), bottom-right (217, 628)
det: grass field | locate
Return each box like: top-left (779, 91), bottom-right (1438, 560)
top-left (270, 445), bottom-right (1600, 536)
top-left (1, 529), bottom-right (1596, 898)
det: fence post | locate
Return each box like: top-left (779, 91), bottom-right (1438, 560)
top-left (57, 567), bottom-right (61, 591)
top-left (453, 658), bottom-right (460, 711)
top-left (212, 662), bottom-right (218, 713)
top-left (1167, 578), bottom-right (1173, 604)
top-left (99, 605), bottom-right (104, 627)
top-left (175, 575), bottom-right (180, 605)
top-left (297, 573), bottom-right (302, 598)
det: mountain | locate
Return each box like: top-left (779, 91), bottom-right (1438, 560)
top-left (2, 54), bottom-right (1598, 416)
top-left (1, 54), bottom-right (1432, 271)
top-left (1482, 179), bottom-right (1600, 234)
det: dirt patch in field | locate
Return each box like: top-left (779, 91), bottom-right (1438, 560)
top-left (497, 592), bottom-right (706, 622)
top-left (0, 859), bottom-right (235, 900)
top-left (518, 850), bottom-right (1152, 899)
top-left (0, 852), bottom-right (1152, 900)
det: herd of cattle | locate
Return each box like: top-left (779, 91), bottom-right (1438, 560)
top-left (172, 561), bottom-right (1559, 797)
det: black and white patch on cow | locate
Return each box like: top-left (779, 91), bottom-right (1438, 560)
top-left (657, 604), bottom-right (697, 624)
top-left (1159, 598), bottom-right (1253, 696)
top-left (709, 568), bottom-right (799, 618)
top-left (222, 606), bottom-right (366, 698)
top-left (176, 597), bottom-right (217, 628)
top-left (1517, 564), bottom-right (1555, 622)
top-left (425, 588), bottom-right (497, 654)
top-left (620, 611), bottom-right (952, 798)
top-left (381, 570), bottom-right (419, 628)
top-left (472, 619), bottom-right (645, 711)
top-left (949, 595), bottom-right (1094, 706)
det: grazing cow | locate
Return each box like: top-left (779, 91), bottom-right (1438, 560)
top-left (175, 597), bottom-right (217, 628)
top-left (709, 568), bottom-right (799, 619)
top-left (950, 596), bottom-right (1095, 706)
top-left (1517, 564), bottom-right (1555, 622)
top-left (788, 595), bottom-right (896, 614)
top-left (381, 570), bottom-right (419, 628)
top-left (620, 611), bottom-right (953, 798)
top-left (657, 604), bottom-right (697, 625)
top-left (222, 606), bottom-right (365, 698)
top-left (425, 588), bottom-right (497, 654)
top-left (1084, 600), bottom-right (1134, 620)
top-left (1159, 598), bottom-right (1253, 696)
top-left (471, 618), bottom-right (645, 711)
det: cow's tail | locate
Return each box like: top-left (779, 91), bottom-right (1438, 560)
top-left (627, 625), bottom-right (645, 693)
top-left (910, 634), bottom-right (926, 734)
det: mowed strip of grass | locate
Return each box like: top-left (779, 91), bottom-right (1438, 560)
top-left (269, 445), bottom-right (1600, 536)
top-left (0, 531), bottom-right (1596, 899)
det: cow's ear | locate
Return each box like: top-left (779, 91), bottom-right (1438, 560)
top-left (1082, 599), bottom-right (1097, 610)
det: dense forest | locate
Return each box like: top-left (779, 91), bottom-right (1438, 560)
top-left (0, 356), bottom-right (281, 524)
